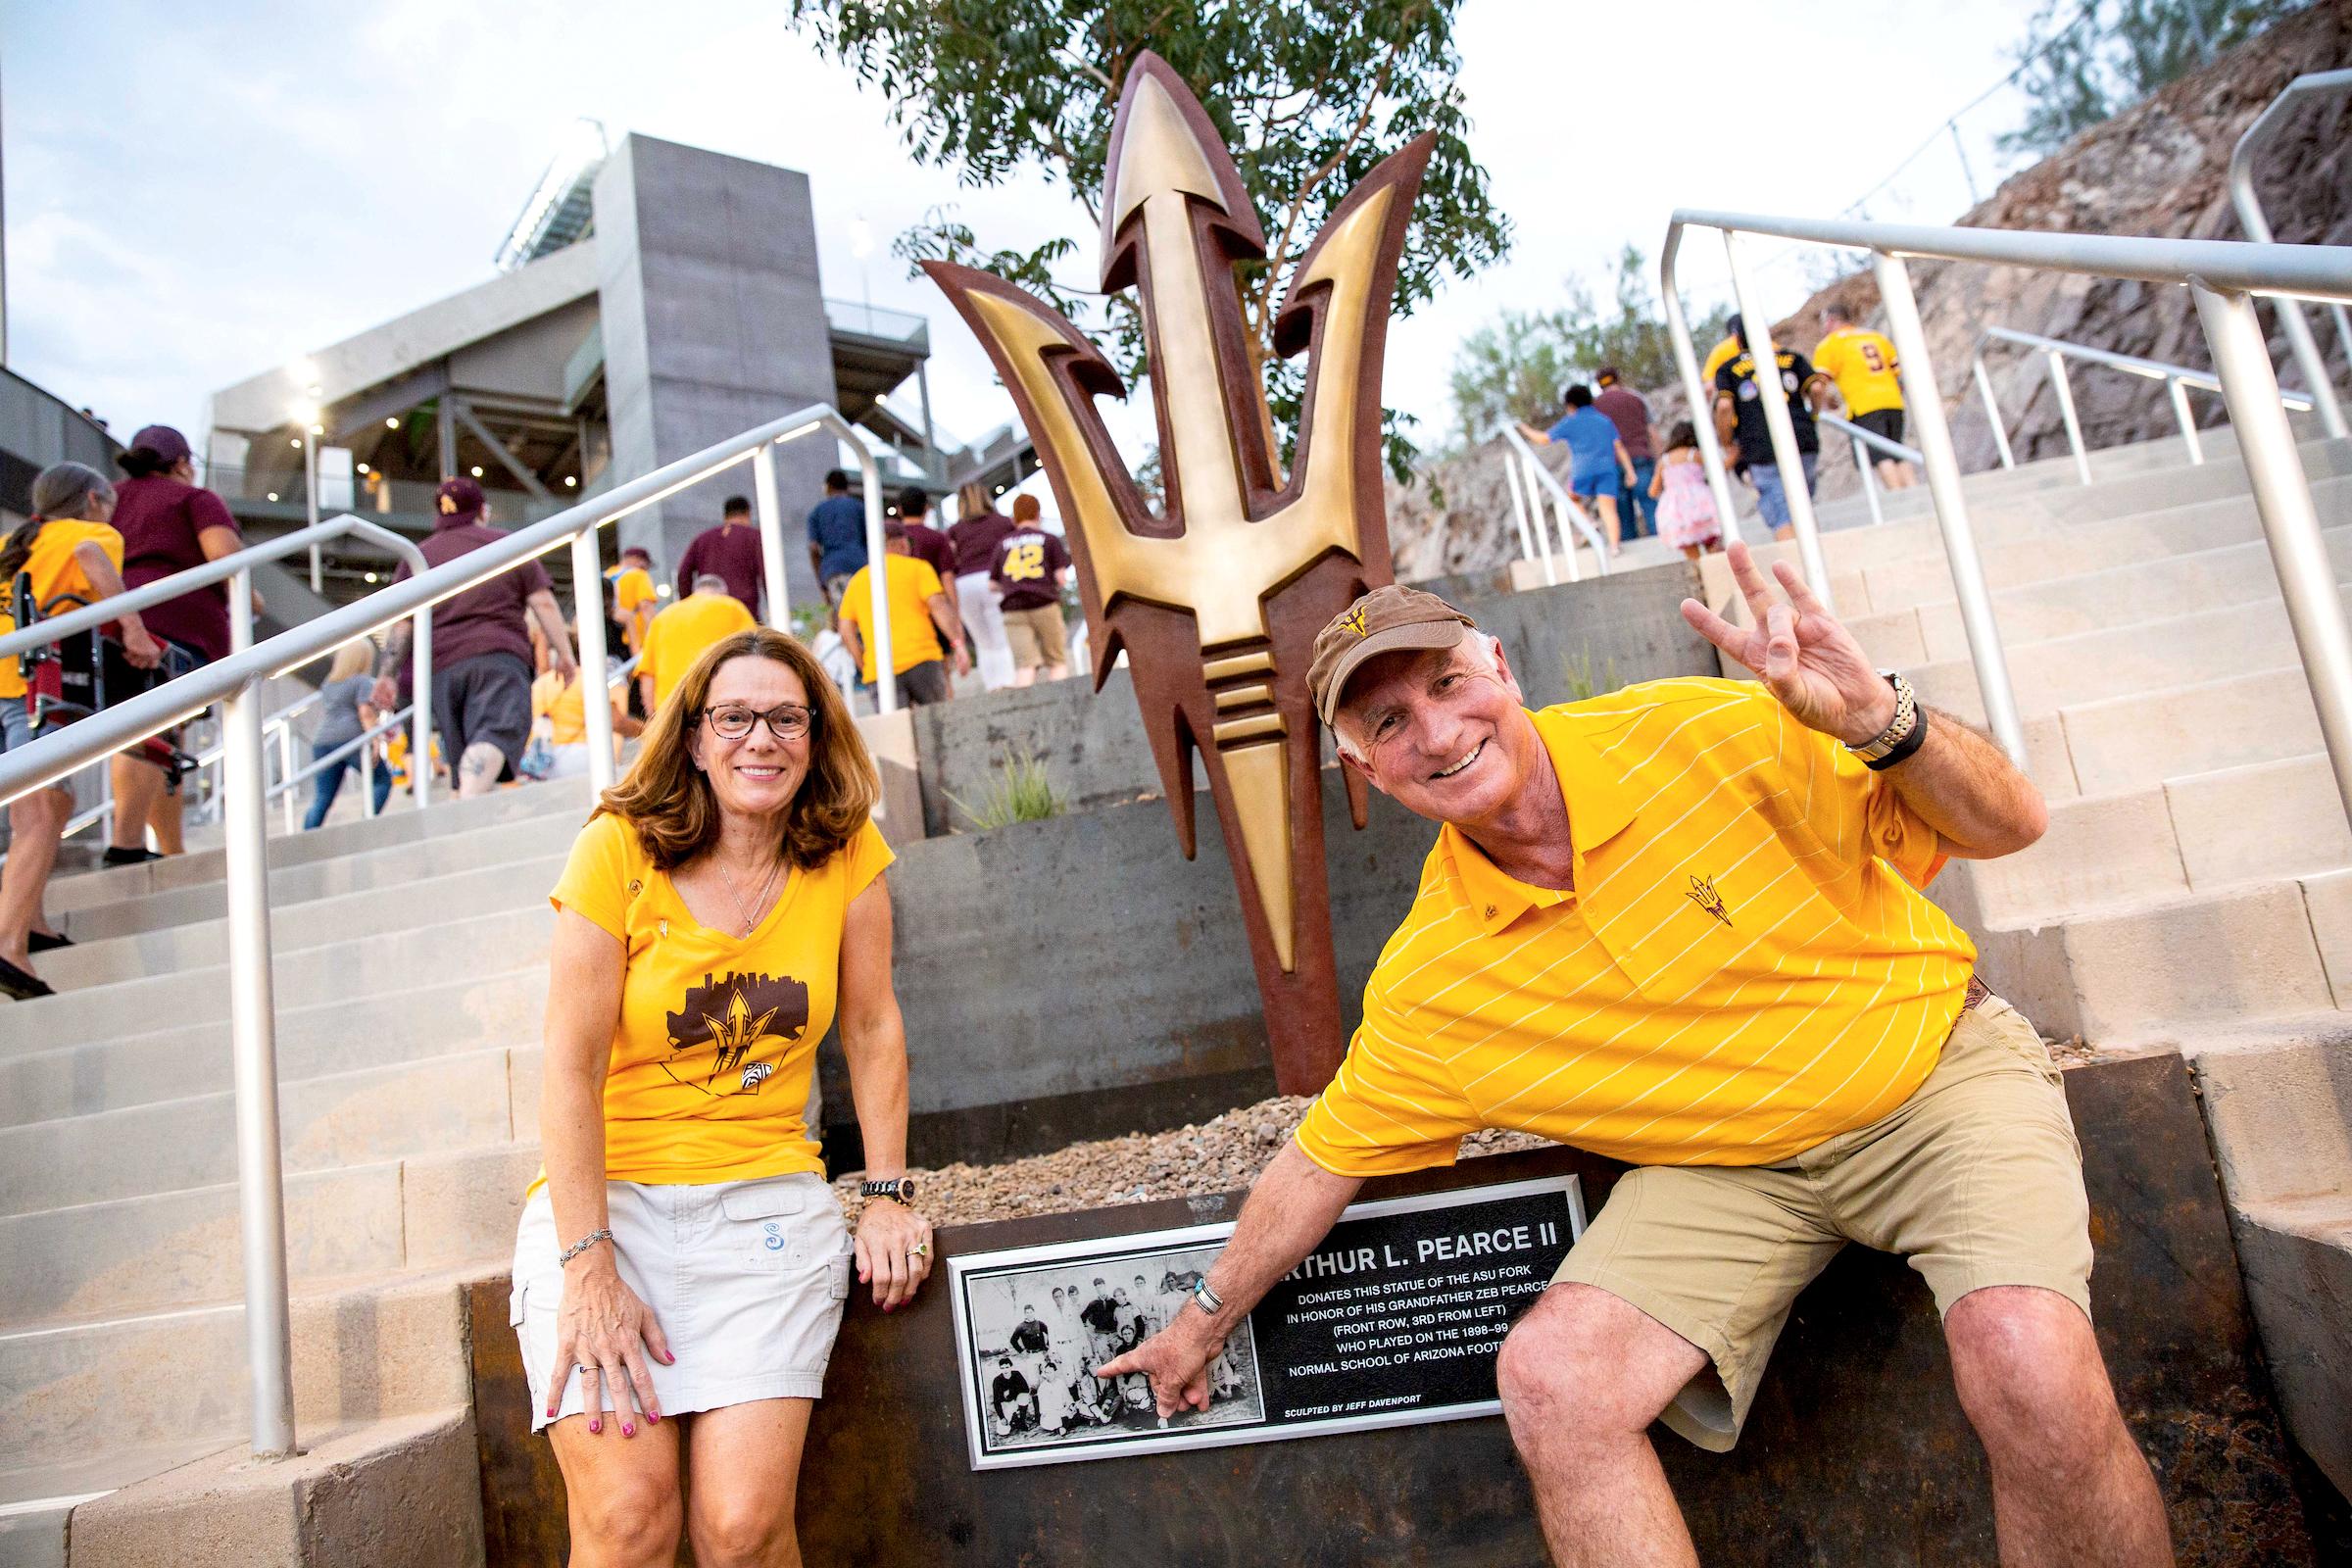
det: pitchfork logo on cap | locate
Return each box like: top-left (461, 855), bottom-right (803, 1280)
top-left (1338, 606), bottom-right (1370, 640)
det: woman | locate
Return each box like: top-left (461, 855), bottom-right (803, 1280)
top-left (108, 425), bottom-right (240, 863)
top-left (305, 641), bottom-right (392, 829)
top-left (516, 625), bottom-right (933, 1567)
top-left (532, 603), bottom-right (644, 782)
top-left (0, 463), bottom-right (163, 999)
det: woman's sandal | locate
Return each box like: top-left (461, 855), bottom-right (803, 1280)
top-left (0, 956), bottom-right (53, 1000)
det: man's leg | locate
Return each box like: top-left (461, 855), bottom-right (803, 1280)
top-left (109, 752), bottom-right (164, 853)
top-left (1498, 1284), bottom-right (1707, 1567)
top-left (1946, 1288), bottom-right (2172, 1566)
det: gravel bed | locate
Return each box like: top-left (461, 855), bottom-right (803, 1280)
top-left (832, 1096), bottom-right (1555, 1229)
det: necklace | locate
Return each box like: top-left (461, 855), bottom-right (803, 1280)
top-left (715, 851), bottom-right (785, 936)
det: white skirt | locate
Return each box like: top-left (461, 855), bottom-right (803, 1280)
top-left (511, 1173), bottom-right (852, 1432)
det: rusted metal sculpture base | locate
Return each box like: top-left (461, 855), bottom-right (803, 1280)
top-left (468, 1055), bottom-right (2327, 1566)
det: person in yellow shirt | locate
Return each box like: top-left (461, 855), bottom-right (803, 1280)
top-left (605, 547), bottom-right (661, 656)
top-left (0, 463), bottom-right (163, 999)
top-left (837, 521), bottom-right (969, 707)
top-left (1103, 570), bottom-right (2169, 1564)
top-left (638, 573), bottom-right (758, 715)
top-left (1813, 302), bottom-right (1919, 490)
top-left (533, 619), bottom-right (645, 780)
top-left (1699, 316), bottom-right (1744, 389)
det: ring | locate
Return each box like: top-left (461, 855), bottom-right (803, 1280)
top-left (908, 1242), bottom-right (932, 1258)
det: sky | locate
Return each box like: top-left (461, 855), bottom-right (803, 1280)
top-left (0, 0), bottom-right (2049, 473)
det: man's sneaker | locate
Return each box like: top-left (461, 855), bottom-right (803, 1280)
top-left (102, 846), bottom-right (163, 866)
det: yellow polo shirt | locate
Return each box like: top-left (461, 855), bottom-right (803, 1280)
top-left (607, 564), bottom-right (659, 651)
top-left (838, 554), bottom-right (946, 681)
top-left (1813, 327), bottom-right (1905, 416)
top-left (640, 591), bottom-right (758, 711)
top-left (1295, 680), bottom-right (1974, 1175)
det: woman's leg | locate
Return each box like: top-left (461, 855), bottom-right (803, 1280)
top-left (546, 1412), bottom-right (684, 1568)
top-left (683, 1397), bottom-right (814, 1568)
top-left (0, 787), bottom-right (72, 967)
top-left (304, 751), bottom-right (348, 831)
top-left (109, 753), bottom-right (164, 854)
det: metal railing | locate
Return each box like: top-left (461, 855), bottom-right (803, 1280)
top-left (0, 403), bottom-right (887, 1461)
top-left (1664, 210), bottom-right (2352, 794)
top-left (1819, 411), bottom-right (1925, 527)
top-left (2230, 69), bottom-right (2352, 439)
top-left (1973, 324), bottom-right (2320, 479)
top-left (1495, 426), bottom-right (1612, 583)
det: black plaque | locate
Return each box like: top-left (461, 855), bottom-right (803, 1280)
top-left (948, 1174), bottom-right (1583, 1469)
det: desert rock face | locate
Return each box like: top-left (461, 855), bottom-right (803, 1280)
top-left (1386, 0), bottom-right (2352, 577)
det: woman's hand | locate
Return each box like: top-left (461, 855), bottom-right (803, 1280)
top-left (547, 1250), bottom-right (674, 1436)
top-left (854, 1197), bottom-right (935, 1311)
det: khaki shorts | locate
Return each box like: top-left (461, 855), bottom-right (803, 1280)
top-left (1553, 991), bottom-right (2090, 1452)
top-left (1003, 604), bottom-right (1068, 669)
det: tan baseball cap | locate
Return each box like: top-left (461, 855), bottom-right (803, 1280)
top-left (1306, 585), bottom-right (1479, 727)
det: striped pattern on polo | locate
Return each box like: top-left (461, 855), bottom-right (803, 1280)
top-left (1295, 679), bottom-right (1977, 1175)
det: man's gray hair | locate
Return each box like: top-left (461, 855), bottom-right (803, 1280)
top-left (1331, 629), bottom-right (1505, 763)
top-left (692, 572), bottom-right (730, 594)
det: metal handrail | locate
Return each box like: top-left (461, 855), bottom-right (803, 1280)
top-left (1973, 324), bottom-right (2318, 476)
top-left (1496, 425), bottom-right (1611, 581)
top-left (0, 402), bottom-right (884, 1462)
top-left (1662, 210), bottom-right (2352, 830)
top-left (2229, 70), bottom-right (2352, 438)
top-left (1818, 411), bottom-right (1924, 528)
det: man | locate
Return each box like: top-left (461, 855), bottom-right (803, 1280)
top-left (675, 495), bottom-right (765, 616)
top-left (373, 478), bottom-right (577, 799)
top-left (603, 546), bottom-right (660, 656)
top-left (1814, 302), bottom-right (1919, 490)
top-left (837, 520), bottom-right (969, 707)
top-left (1103, 575), bottom-right (2170, 1565)
top-left (949, 481), bottom-right (1017, 690)
top-left (638, 572), bottom-right (758, 715)
top-left (990, 495), bottom-right (1072, 687)
top-left (806, 468), bottom-right (868, 609)
top-left (1714, 321), bottom-right (1830, 542)
top-left (896, 486), bottom-right (960, 625)
top-left (1699, 316), bottom-right (1743, 389)
top-left (989, 1355), bottom-right (1034, 1437)
top-left (1592, 368), bottom-right (1658, 538)
top-left (1008, 1302), bottom-right (1053, 1390)
top-left (1079, 1278), bottom-right (1121, 1360)
top-left (1519, 386), bottom-right (1638, 554)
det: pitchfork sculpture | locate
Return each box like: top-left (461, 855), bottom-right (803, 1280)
top-left (926, 52), bottom-right (1431, 1095)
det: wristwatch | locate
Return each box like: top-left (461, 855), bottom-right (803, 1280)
top-left (1847, 670), bottom-right (1927, 771)
top-left (859, 1177), bottom-right (916, 1207)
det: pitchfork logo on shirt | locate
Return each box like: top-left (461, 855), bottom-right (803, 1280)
top-left (663, 970), bottom-right (810, 1096)
top-left (1686, 874), bottom-right (1733, 929)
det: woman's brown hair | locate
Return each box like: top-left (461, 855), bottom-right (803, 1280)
top-left (596, 627), bottom-right (877, 871)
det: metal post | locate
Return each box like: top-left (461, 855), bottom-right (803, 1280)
top-left (359, 735), bottom-right (376, 819)
top-left (752, 444), bottom-right (792, 633)
top-left (570, 528), bottom-right (615, 796)
top-left (1723, 230), bottom-right (1834, 610)
top-left (1854, 436), bottom-right (1885, 525)
top-left (1547, 485), bottom-right (1585, 583)
top-left (1499, 449), bottom-right (1543, 577)
top-left (2044, 350), bottom-right (2093, 485)
top-left (2227, 71), bottom-right (2352, 438)
top-left (276, 721), bottom-right (298, 836)
top-left (1876, 253), bottom-right (2029, 768)
top-left (2167, 378), bottom-right (2205, 466)
top-left (849, 443), bottom-right (897, 713)
top-left (1658, 225), bottom-right (1744, 545)
top-left (410, 617), bottom-right (434, 810)
top-left (1972, 355), bottom-right (2017, 468)
top-left (221, 566), bottom-right (297, 1458)
top-left (1520, 451), bottom-right (1560, 584)
top-left (2193, 281), bottom-right (2352, 831)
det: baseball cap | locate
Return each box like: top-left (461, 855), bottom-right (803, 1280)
top-left (127, 424), bottom-right (192, 465)
top-left (435, 476), bottom-right (484, 520)
top-left (1305, 585), bottom-right (1479, 727)
top-left (1595, 366), bottom-right (1621, 385)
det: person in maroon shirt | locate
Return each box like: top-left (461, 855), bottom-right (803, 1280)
top-left (106, 424), bottom-right (241, 864)
top-left (948, 482), bottom-right (1016, 691)
top-left (371, 478), bottom-right (577, 797)
top-left (1593, 368), bottom-right (1659, 540)
top-left (675, 497), bottom-right (767, 619)
top-left (896, 486), bottom-right (962, 637)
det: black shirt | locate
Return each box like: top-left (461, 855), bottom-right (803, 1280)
top-left (1714, 349), bottom-right (1823, 466)
top-left (1009, 1319), bottom-right (1050, 1354)
top-left (991, 1370), bottom-right (1031, 1413)
top-left (1080, 1295), bottom-right (1119, 1334)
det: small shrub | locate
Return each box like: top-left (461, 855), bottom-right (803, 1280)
top-left (946, 748), bottom-right (1064, 831)
top-left (1562, 648), bottom-right (1620, 703)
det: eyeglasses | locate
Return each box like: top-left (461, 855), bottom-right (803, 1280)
top-left (701, 703), bottom-right (812, 742)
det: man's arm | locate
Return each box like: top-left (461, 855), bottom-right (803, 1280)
top-left (1098, 1141), bottom-right (1361, 1416)
top-left (1680, 541), bottom-right (2047, 858)
top-left (1517, 421), bottom-right (1552, 446)
top-left (1713, 393), bottom-right (1738, 448)
top-left (926, 593), bottom-right (969, 675)
top-left (526, 588), bottom-right (579, 679)
top-left (371, 619), bottom-right (412, 711)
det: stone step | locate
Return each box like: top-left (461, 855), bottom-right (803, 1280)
top-left (0, 904), bottom-right (557, 1056)
top-left (0, 1142), bottom-right (535, 1330)
top-left (0, 1046), bottom-right (525, 1217)
top-left (0, 1439), bottom-right (228, 1568)
top-left (0, 1270), bottom-right (474, 1477)
top-left (35, 849), bottom-right (568, 993)
top-left (2057, 665), bottom-right (2323, 797)
top-left (0, 967), bottom-right (543, 1129)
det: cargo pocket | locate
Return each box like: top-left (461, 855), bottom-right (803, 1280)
top-left (827, 1251), bottom-right (853, 1303)
top-left (720, 1178), bottom-right (812, 1269)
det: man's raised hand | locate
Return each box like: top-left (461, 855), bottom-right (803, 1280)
top-left (1680, 541), bottom-right (1897, 746)
top-left (1096, 1318), bottom-right (1216, 1419)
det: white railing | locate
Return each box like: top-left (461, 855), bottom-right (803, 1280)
top-left (1495, 425), bottom-right (1612, 583)
top-left (1662, 210), bottom-right (2352, 817)
top-left (1819, 411), bottom-right (1925, 527)
top-left (0, 403), bottom-right (886, 1460)
top-left (1973, 324), bottom-right (2320, 478)
top-left (2230, 69), bottom-right (2352, 439)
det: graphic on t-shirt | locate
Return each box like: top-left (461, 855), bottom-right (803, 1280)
top-left (663, 970), bottom-right (810, 1096)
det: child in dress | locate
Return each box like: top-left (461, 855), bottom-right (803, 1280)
top-left (1648, 420), bottom-right (1723, 561)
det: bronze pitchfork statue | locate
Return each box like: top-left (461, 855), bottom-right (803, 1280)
top-left (925, 52), bottom-right (1432, 1096)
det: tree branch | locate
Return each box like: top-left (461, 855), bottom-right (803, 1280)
top-left (1247, 30), bottom-right (1406, 344)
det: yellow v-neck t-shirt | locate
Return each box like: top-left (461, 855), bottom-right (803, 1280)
top-left (544, 808), bottom-right (895, 1186)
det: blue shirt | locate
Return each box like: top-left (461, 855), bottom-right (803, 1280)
top-left (1545, 407), bottom-right (1623, 480)
top-left (807, 495), bottom-right (868, 582)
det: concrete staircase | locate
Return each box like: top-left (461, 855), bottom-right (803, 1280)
top-left (3, 428), bottom-right (2349, 1562)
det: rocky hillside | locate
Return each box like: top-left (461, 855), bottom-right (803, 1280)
top-left (1387, 0), bottom-right (2352, 579)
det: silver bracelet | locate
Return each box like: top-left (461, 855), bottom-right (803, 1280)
top-left (1193, 1279), bottom-right (1225, 1317)
top-left (559, 1227), bottom-right (612, 1266)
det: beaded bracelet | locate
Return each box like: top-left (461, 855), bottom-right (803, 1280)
top-left (560, 1227), bottom-right (613, 1266)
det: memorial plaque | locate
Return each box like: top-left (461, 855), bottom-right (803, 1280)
top-left (948, 1175), bottom-right (1583, 1470)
